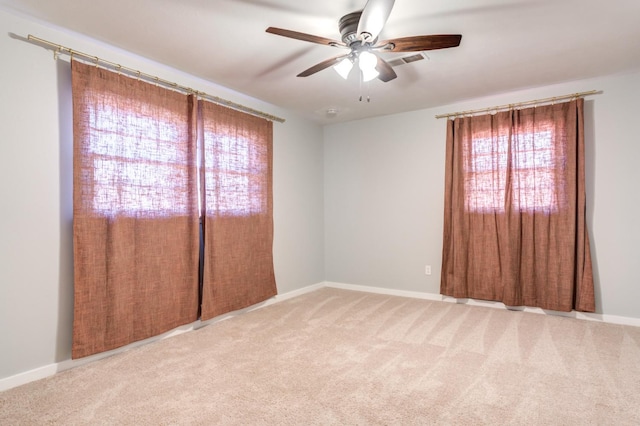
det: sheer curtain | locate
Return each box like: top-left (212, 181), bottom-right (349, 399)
top-left (440, 99), bottom-right (595, 312)
top-left (199, 100), bottom-right (277, 320)
top-left (72, 60), bottom-right (200, 358)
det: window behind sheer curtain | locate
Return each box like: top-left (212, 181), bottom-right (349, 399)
top-left (464, 125), bottom-right (562, 214)
top-left (441, 100), bottom-right (595, 312)
top-left (88, 99), bottom-right (193, 217)
top-left (87, 98), bottom-right (193, 217)
top-left (202, 124), bottom-right (268, 216)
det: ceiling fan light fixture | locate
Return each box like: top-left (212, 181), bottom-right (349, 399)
top-left (358, 51), bottom-right (379, 82)
top-left (361, 67), bottom-right (380, 82)
top-left (334, 57), bottom-right (354, 79)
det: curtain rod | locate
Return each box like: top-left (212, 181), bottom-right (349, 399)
top-left (434, 90), bottom-right (599, 119)
top-left (26, 34), bottom-right (286, 124)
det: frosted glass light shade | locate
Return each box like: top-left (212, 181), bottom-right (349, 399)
top-left (334, 58), bottom-right (353, 79)
top-left (358, 51), bottom-right (379, 82)
top-left (361, 67), bottom-right (379, 82)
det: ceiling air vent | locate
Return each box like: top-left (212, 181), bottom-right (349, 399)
top-left (388, 53), bottom-right (427, 67)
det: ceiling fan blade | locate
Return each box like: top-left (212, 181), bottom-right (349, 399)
top-left (266, 27), bottom-right (345, 47)
top-left (379, 34), bottom-right (462, 52)
top-left (356, 0), bottom-right (395, 41)
top-left (297, 54), bottom-right (349, 77)
top-left (375, 56), bottom-right (397, 82)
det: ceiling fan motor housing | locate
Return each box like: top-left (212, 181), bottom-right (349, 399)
top-left (339, 12), bottom-right (364, 46)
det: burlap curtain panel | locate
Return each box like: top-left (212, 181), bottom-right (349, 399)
top-left (199, 101), bottom-right (277, 320)
top-left (72, 60), bottom-right (276, 358)
top-left (72, 61), bottom-right (200, 358)
top-left (440, 99), bottom-right (595, 312)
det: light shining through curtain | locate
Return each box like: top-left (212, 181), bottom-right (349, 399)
top-left (203, 132), bottom-right (267, 216)
top-left (464, 128), bottom-right (561, 213)
top-left (88, 104), bottom-right (191, 217)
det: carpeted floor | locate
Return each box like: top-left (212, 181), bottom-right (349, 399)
top-left (1, 287), bottom-right (639, 425)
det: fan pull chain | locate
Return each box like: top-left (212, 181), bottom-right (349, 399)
top-left (366, 80), bottom-right (371, 102)
top-left (358, 72), bottom-right (371, 103)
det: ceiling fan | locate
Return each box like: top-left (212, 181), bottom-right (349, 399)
top-left (266, 0), bottom-right (462, 83)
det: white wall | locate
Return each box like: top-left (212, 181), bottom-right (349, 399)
top-left (324, 70), bottom-right (640, 320)
top-left (0, 9), bottom-right (325, 382)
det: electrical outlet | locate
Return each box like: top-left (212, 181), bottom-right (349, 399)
top-left (425, 265), bottom-right (432, 275)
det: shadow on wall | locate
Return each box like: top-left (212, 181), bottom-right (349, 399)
top-left (583, 99), bottom-right (601, 313)
top-left (56, 58), bottom-right (74, 362)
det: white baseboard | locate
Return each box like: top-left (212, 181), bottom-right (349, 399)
top-left (324, 281), bottom-right (445, 302)
top-left (323, 281), bottom-right (640, 328)
top-left (3, 280), bottom-right (639, 392)
top-left (0, 364), bottom-right (59, 393)
top-left (0, 322), bottom-right (200, 393)
top-left (0, 281), bottom-right (325, 393)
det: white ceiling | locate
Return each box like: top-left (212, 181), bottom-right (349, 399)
top-left (2, 0), bottom-right (640, 124)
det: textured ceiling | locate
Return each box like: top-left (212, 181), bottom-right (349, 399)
top-left (2, 0), bottom-right (640, 124)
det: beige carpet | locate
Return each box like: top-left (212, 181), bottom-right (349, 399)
top-left (1, 287), bottom-right (639, 425)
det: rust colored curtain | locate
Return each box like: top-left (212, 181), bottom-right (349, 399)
top-left (72, 60), bottom-right (200, 358)
top-left (441, 99), bottom-right (595, 312)
top-left (199, 100), bottom-right (277, 320)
